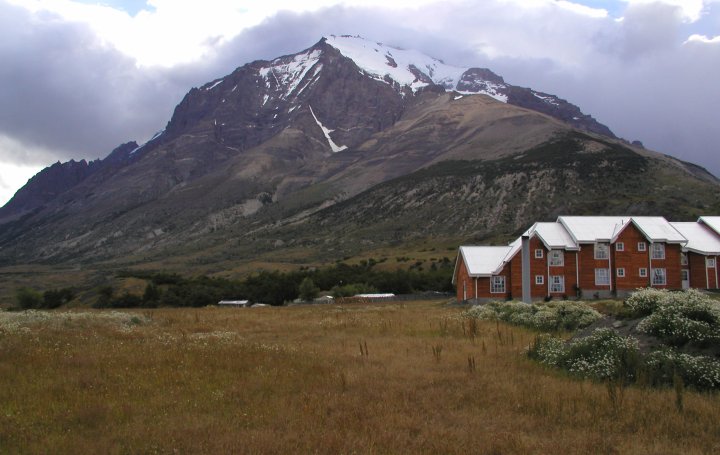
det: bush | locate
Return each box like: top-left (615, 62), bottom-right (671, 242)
top-left (529, 328), bottom-right (641, 381)
top-left (624, 288), bottom-right (669, 316)
top-left (464, 300), bottom-right (602, 332)
top-left (16, 287), bottom-right (43, 310)
top-left (331, 283), bottom-right (379, 298)
top-left (636, 289), bottom-right (720, 346)
top-left (43, 288), bottom-right (75, 309)
top-left (298, 277), bottom-right (320, 302)
top-left (645, 349), bottom-right (720, 391)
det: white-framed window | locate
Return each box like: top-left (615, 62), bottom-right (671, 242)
top-left (638, 242), bottom-right (647, 252)
top-left (616, 242), bottom-right (625, 252)
top-left (535, 249), bottom-right (544, 259)
top-left (535, 275), bottom-right (544, 285)
top-left (651, 243), bottom-right (666, 260)
top-left (549, 250), bottom-right (564, 266)
top-left (639, 268), bottom-right (648, 277)
top-left (594, 243), bottom-right (609, 260)
top-left (490, 276), bottom-right (506, 294)
top-left (595, 268), bottom-right (610, 285)
top-left (708, 258), bottom-right (717, 268)
top-left (550, 276), bottom-right (565, 293)
top-left (617, 268), bottom-right (626, 277)
top-left (681, 253), bottom-right (688, 266)
top-left (652, 268), bottom-right (667, 286)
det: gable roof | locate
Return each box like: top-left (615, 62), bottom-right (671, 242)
top-left (525, 222), bottom-right (579, 250)
top-left (671, 222), bottom-right (720, 255)
top-left (557, 216), bottom-right (630, 243)
top-left (454, 245), bottom-right (514, 281)
top-left (699, 216), bottom-right (720, 236)
top-left (613, 216), bottom-right (686, 244)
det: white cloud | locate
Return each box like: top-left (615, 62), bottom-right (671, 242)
top-left (0, 0), bottom-right (718, 212)
top-left (622, 0), bottom-right (709, 21)
top-left (0, 160), bottom-right (44, 207)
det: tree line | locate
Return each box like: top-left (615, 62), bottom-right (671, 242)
top-left (95, 259), bottom-right (454, 308)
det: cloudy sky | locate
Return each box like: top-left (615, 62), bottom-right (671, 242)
top-left (1, 0), bottom-right (719, 206)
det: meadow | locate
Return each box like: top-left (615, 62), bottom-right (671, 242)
top-left (1, 301), bottom-right (719, 454)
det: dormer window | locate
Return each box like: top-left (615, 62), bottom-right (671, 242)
top-left (549, 250), bottom-right (564, 266)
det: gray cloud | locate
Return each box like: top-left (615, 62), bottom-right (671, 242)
top-left (0, 0), bottom-right (717, 179)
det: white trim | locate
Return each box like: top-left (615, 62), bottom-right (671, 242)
top-left (616, 242), bottom-right (624, 251)
top-left (639, 267), bottom-right (648, 278)
top-left (535, 249), bottom-right (544, 259)
top-left (617, 268), bottom-right (625, 277)
top-left (535, 275), bottom-right (544, 285)
top-left (638, 241), bottom-right (647, 252)
top-left (707, 257), bottom-right (717, 268)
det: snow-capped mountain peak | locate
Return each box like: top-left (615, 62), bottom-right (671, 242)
top-left (324, 35), bottom-right (508, 102)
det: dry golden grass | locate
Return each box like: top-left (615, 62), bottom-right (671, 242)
top-left (1, 302), bottom-right (719, 454)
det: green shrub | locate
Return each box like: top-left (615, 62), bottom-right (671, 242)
top-left (644, 349), bottom-right (720, 391)
top-left (298, 277), bottom-right (320, 301)
top-left (42, 288), bottom-right (75, 309)
top-left (16, 287), bottom-right (43, 310)
top-left (529, 328), bottom-right (640, 381)
top-left (464, 300), bottom-right (601, 332)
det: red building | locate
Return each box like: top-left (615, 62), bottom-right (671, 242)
top-left (453, 216), bottom-right (720, 302)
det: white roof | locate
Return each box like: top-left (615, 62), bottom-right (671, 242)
top-left (457, 246), bottom-right (514, 277)
top-left (525, 222), bottom-right (578, 250)
top-left (700, 217), bottom-right (720, 236)
top-left (671, 222), bottom-right (720, 255)
top-left (619, 217), bottom-right (686, 244)
top-left (558, 216), bottom-right (630, 242)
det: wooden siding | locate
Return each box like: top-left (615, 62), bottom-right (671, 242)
top-left (613, 223), bottom-right (650, 289)
top-left (454, 255), bottom-right (512, 301)
top-left (577, 244), bottom-right (612, 292)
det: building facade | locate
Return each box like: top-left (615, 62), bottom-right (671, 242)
top-left (453, 216), bottom-right (720, 302)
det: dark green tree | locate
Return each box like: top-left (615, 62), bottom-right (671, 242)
top-left (298, 277), bottom-right (320, 301)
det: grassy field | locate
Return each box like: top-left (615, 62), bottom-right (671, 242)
top-left (1, 301), bottom-right (719, 454)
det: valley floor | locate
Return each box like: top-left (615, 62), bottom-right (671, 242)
top-left (1, 301), bottom-right (718, 454)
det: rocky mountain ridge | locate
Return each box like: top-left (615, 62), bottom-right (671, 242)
top-left (0, 36), bottom-right (717, 268)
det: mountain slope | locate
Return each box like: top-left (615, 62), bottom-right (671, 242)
top-left (0, 36), bottom-right (716, 268)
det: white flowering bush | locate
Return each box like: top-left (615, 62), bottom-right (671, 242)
top-left (636, 289), bottom-right (720, 346)
top-left (645, 349), bottom-right (720, 391)
top-left (464, 300), bottom-right (601, 332)
top-left (529, 328), bottom-right (640, 381)
top-left (624, 288), bottom-right (669, 316)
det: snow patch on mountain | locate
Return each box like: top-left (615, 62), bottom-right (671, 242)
top-left (205, 79), bottom-right (223, 91)
top-left (309, 105), bottom-right (347, 153)
top-left (326, 35), bottom-right (465, 92)
top-left (259, 50), bottom-right (322, 99)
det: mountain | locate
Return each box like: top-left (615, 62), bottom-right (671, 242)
top-left (0, 35), bottom-right (718, 269)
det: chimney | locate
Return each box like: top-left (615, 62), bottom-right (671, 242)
top-left (522, 234), bottom-right (531, 304)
